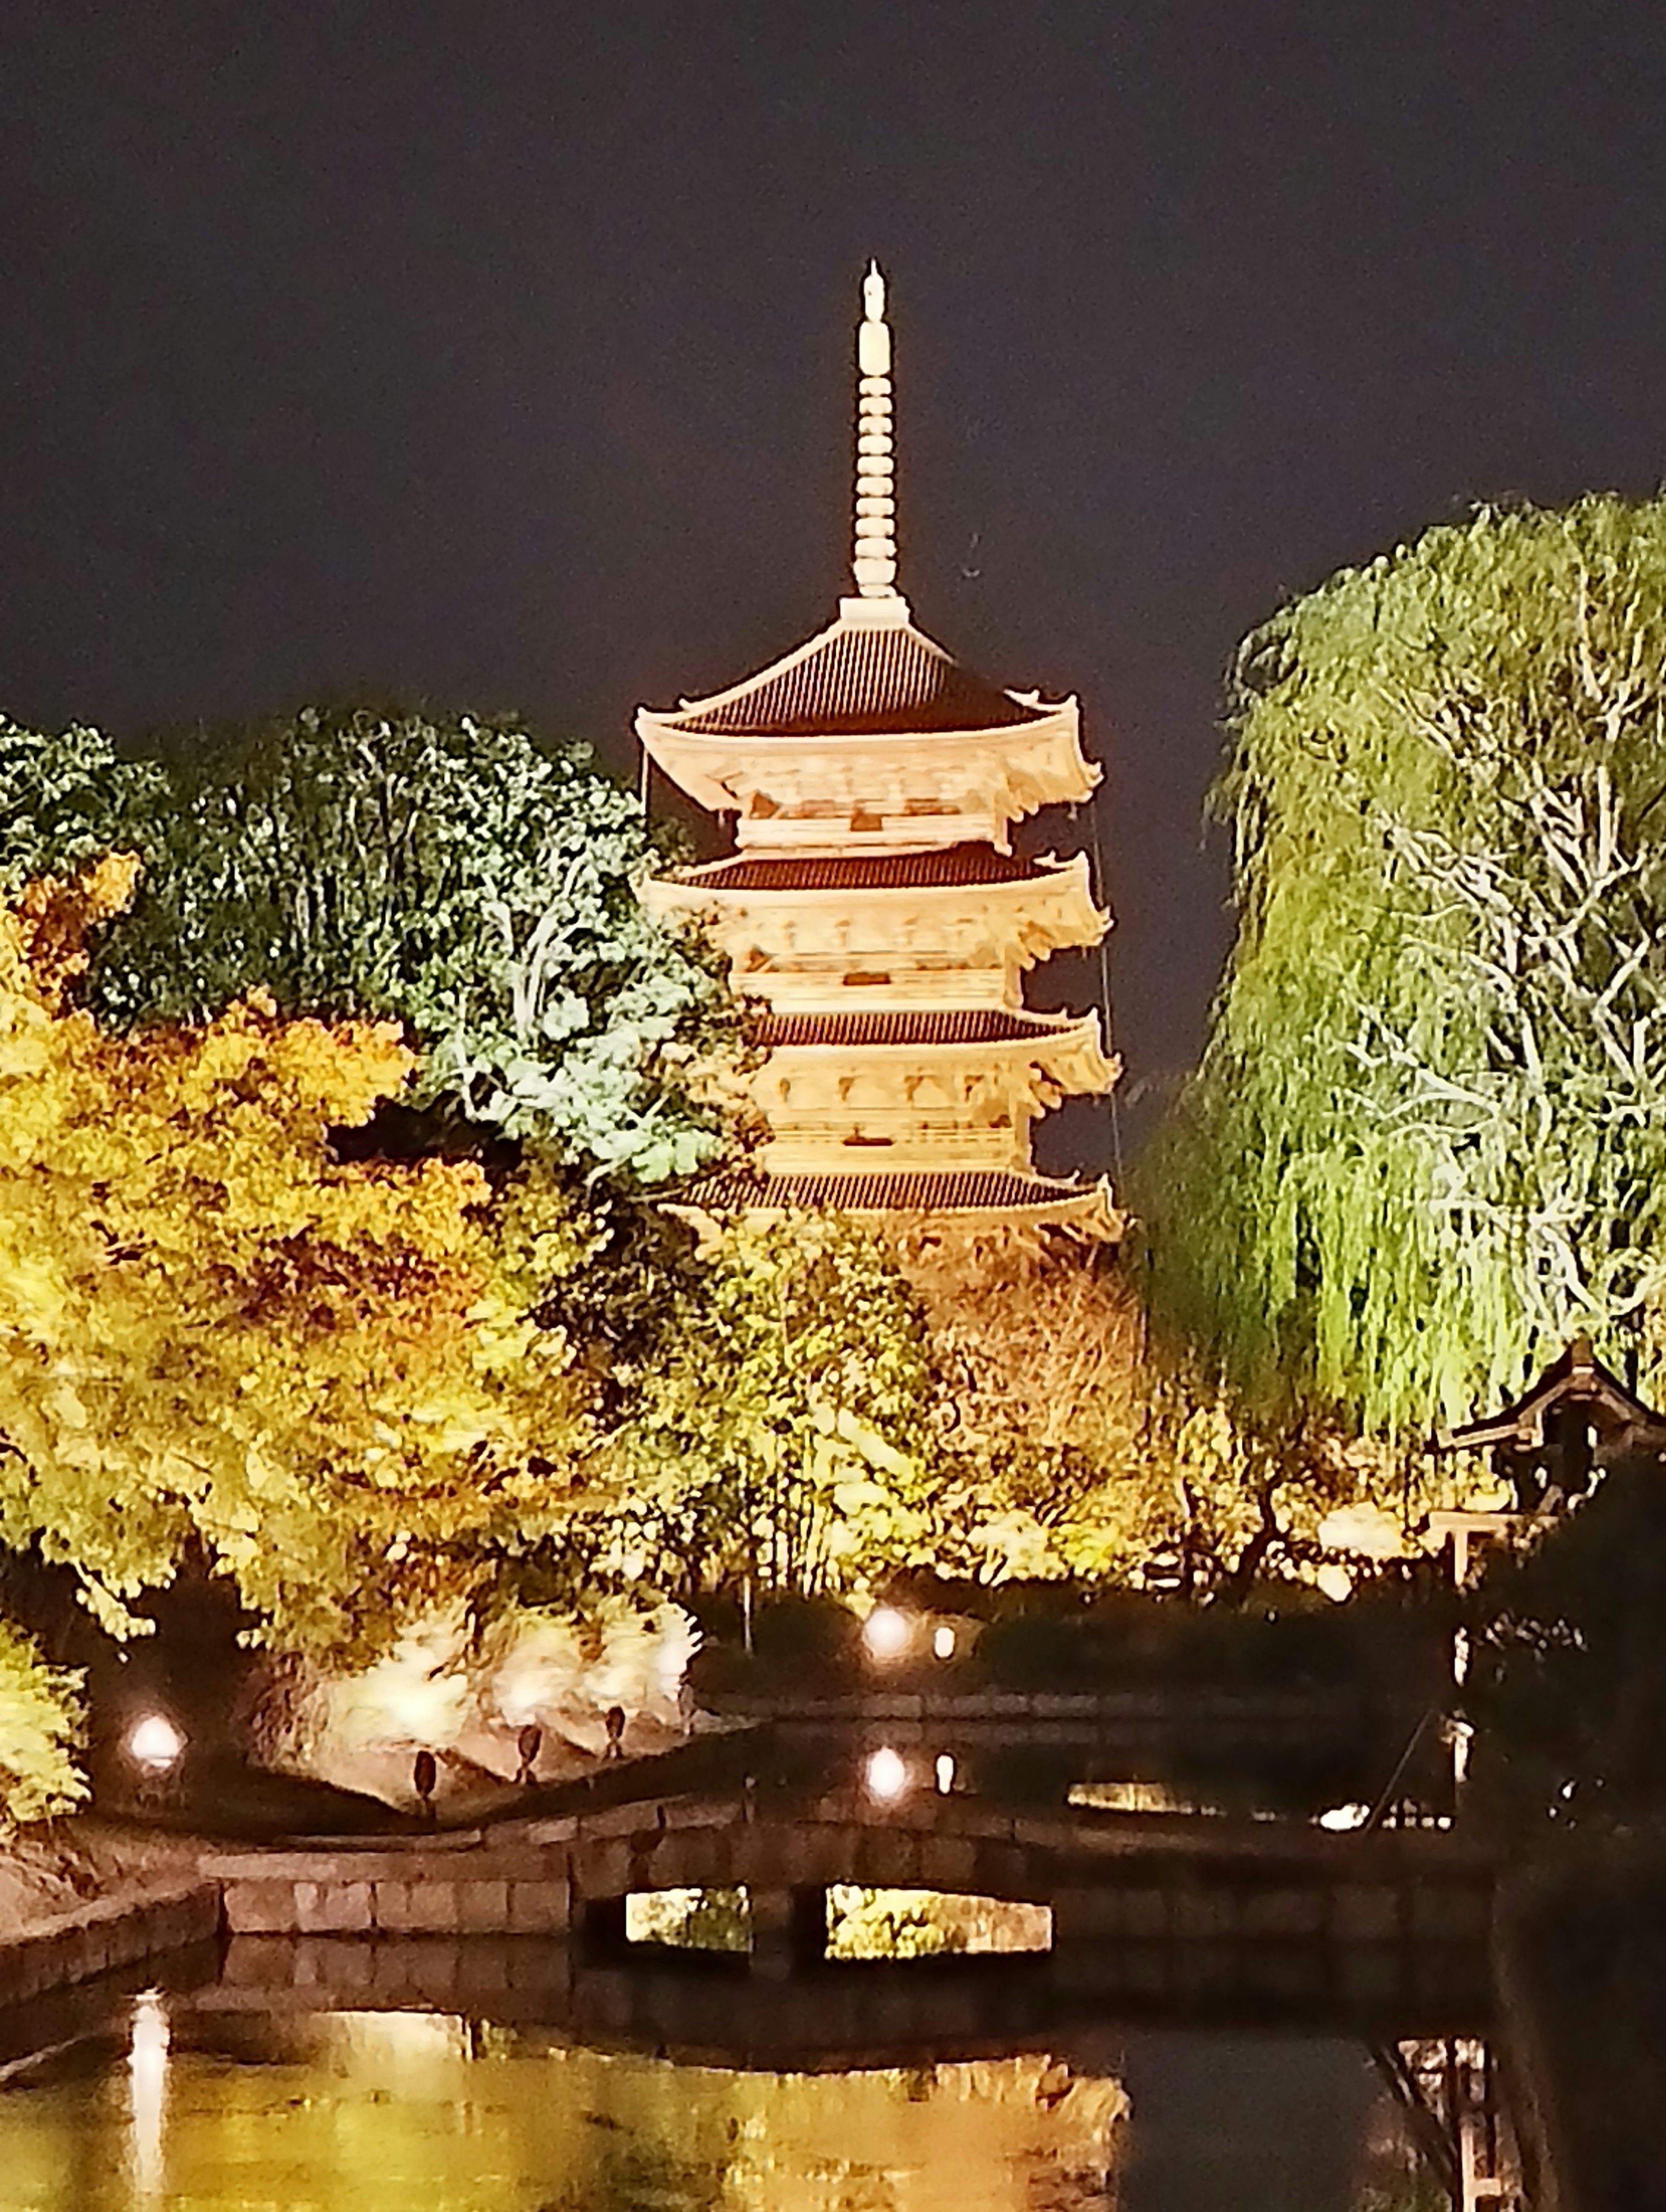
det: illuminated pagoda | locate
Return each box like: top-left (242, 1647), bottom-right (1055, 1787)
top-left (642, 266), bottom-right (1121, 1252)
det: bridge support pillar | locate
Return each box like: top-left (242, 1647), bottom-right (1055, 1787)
top-left (578, 1891), bottom-right (629, 1962)
top-left (749, 1885), bottom-right (828, 1979)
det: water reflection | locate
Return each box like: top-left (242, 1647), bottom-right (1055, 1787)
top-left (125, 1989), bottom-right (167, 2199)
top-left (8, 2000), bottom-right (1126, 2211)
top-left (0, 1979), bottom-right (1529, 2212)
top-left (1372, 2040), bottom-right (1525, 2210)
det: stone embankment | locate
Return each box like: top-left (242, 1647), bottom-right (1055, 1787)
top-left (715, 1687), bottom-right (1363, 1740)
top-left (0, 1876), bottom-right (219, 2010)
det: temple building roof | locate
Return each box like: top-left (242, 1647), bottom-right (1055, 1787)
top-left (1439, 1336), bottom-right (1666, 1457)
top-left (636, 267), bottom-right (1095, 852)
top-left (651, 614), bottom-right (1054, 740)
top-left (751, 1007), bottom-right (1089, 1048)
top-left (669, 843), bottom-right (1060, 894)
top-left (674, 1164), bottom-right (1121, 1226)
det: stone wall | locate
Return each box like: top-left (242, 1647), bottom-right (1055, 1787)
top-left (203, 1828), bottom-right (575, 1938)
top-left (718, 1690), bottom-right (1358, 1725)
top-left (0, 1878), bottom-right (219, 2009)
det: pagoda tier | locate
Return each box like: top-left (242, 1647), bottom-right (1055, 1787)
top-left (639, 266), bottom-right (1121, 1245)
top-left (677, 1165), bottom-right (1120, 1240)
top-left (639, 600), bottom-right (1095, 854)
top-left (643, 844), bottom-right (1107, 1009)
top-left (746, 1006), bottom-right (1114, 1177)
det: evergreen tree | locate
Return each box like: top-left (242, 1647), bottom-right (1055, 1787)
top-left (0, 704), bottom-right (734, 1183)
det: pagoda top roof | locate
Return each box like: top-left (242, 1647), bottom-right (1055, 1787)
top-left (645, 604), bottom-right (1058, 742)
top-left (674, 1163), bottom-right (1121, 1225)
top-left (750, 1008), bottom-right (1090, 1049)
top-left (671, 843), bottom-right (1069, 894)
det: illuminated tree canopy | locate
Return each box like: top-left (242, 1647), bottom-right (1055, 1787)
top-left (0, 861), bottom-right (609, 1655)
top-left (1146, 495), bottom-right (1666, 1438)
top-left (1, 706), bottom-right (733, 1184)
top-left (602, 1214), bottom-right (940, 1597)
top-left (0, 1620), bottom-right (86, 1823)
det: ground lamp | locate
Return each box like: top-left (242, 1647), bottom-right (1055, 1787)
top-left (861, 1607), bottom-right (912, 1662)
top-left (128, 1713), bottom-right (185, 1771)
top-left (864, 1746), bottom-right (908, 1801)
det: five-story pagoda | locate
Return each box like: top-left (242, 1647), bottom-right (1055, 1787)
top-left (642, 267), bottom-right (1121, 1252)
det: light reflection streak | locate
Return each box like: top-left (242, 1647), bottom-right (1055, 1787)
top-left (126, 1989), bottom-right (168, 2199)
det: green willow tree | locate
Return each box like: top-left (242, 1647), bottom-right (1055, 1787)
top-left (1146, 495), bottom-right (1666, 1440)
top-left (0, 705), bottom-right (734, 1183)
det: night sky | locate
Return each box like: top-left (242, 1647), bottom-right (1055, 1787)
top-left (7, 3), bottom-right (1666, 1171)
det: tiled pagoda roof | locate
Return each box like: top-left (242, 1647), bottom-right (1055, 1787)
top-left (675, 844), bottom-right (1058, 894)
top-left (679, 1166), bottom-right (1112, 1216)
top-left (750, 1008), bottom-right (1085, 1049)
top-left (653, 616), bottom-right (1052, 739)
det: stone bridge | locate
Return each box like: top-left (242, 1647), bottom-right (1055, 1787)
top-left (204, 1785), bottom-right (1495, 2018)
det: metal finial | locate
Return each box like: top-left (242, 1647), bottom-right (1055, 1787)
top-left (853, 262), bottom-right (899, 599)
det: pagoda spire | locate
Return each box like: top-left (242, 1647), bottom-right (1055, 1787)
top-left (851, 262), bottom-right (901, 603)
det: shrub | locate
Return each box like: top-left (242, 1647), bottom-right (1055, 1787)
top-left (0, 1620), bottom-right (87, 1825)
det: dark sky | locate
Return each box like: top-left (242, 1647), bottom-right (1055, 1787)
top-left (6, 2), bottom-right (1666, 1168)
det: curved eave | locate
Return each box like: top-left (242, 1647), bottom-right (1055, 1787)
top-left (760, 1016), bottom-right (1118, 1097)
top-left (636, 700), bottom-right (1096, 821)
top-left (665, 1170), bottom-right (1125, 1242)
top-left (646, 849), bottom-right (1110, 951)
top-left (639, 608), bottom-right (1057, 735)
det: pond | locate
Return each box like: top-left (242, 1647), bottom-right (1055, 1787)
top-left (0, 1963), bottom-right (1497, 2211)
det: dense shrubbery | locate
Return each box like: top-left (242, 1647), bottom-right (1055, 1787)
top-left (1467, 1462), bottom-right (1666, 1831)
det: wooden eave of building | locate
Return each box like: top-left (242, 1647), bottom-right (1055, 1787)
top-left (1436, 1335), bottom-right (1666, 1457)
top-left (636, 710), bottom-right (1094, 840)
top-left (645, 845), bottom-right (1109, 959)
top-left (641, 610), bottom-right (1054, 739)
top-left (635, 615), bottom-right (1096, 839)
top-left (660, 842), bottom-right (1073, 894)
top-left (667, 1163), bottom-right (1125, 1241)
top-left (749, 1006), bottom-right (1118, 1095)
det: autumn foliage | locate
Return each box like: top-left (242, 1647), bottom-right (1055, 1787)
top-left (0, 861), bottom-right (586, 1655)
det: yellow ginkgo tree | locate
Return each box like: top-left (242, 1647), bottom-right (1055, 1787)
top-left (0, 861), bottom-right (592, 1657)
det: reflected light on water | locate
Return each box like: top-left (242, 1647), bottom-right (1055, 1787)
top-left (1316, 1803), bottom-right (1370, 1832)
top-left (337, 2012), bottom-right (468, 2062)
top-left (126, 1990), bottom-right (168, 2199)
top-left (865, 1746), bottom-right (909, 1800)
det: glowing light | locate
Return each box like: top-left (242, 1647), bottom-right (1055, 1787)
top-left (1316, 1502), bottom-right (1408, 1560)
top-left (865, 1746), bottom-right (908, 1800)
top-left (931, 1623), bottom-right (956, 1660)
top-left (862, 1606), bottom-right (911, 1661)
top-left (127, 1989), bottom-right (169, 2196)
top-left (127, 1715), bottom-right (185, 1771)
top-left (935, 1753), bottom-right (956, 1794)
top-left (1314, 1562), bottom-right (1354, 1603)
top-left (1316, 1803), bottom-right (1370, 1832)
